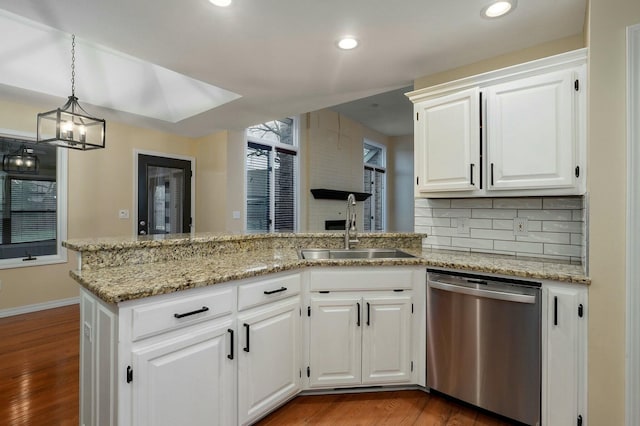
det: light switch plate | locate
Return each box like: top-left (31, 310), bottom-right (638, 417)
top-left (232, 211), bottom-right (241, 219)
top-left (514, 217), bottom-right (529, 236)
top-left (457, 217), bottom-right (470, 234)
top-left (118, 209), bottom-right (129, 219)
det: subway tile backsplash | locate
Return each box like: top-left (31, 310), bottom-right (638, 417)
top-left (415, 197), bottom-right (586, 264)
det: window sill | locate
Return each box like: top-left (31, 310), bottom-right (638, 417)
top-left (0, 251), bottom-right (68, 270)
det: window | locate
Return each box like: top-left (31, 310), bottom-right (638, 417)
top-left (0, 134), bottom-right (67, 268)
top-left (246, 118), bottom-right (298, 233)
top-left (363, 141), bottom-right (386, 232)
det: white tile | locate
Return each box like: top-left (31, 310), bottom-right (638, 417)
top-left (492, 219), bottom-right (513, 230)
top-left (414, 225), bottom-right (431, 234)
top-left (542, 221), bottom-right (584, 233)
top-left (493, 198), bottom-right (542, 209)
top-left (414, 207), bottom-right (433, 218)
top-left (433, 245), bottom-right (470, 253)
top-left (469, 219), bottom-right (492, 229)
top-left (424, 199), bottom-right (452, 208)
top-left (543, 197), bottom-right (584, 210)
top-left (424, 235), bottom-right (452, 246)
top-left (528, 220), bottom-right (542, 232)
top-left (451, 199), bottom-right (493, 209)
top-left (471, 228), bottom-right (516, 241)
top-left (451, 237), bottom-right (494, 250)
top-left (544, 244), bottom-right (583, 257)
top-left (415, 216), bottom-right (450, 227)
top-left (431, 226), bottom-right (457, 237)
top-left (414, 198), bottom-right (431, 209)
top-left (433, 208), bottom-right (472, 218)
top-left (472, 209), bottom-right (517, 219)
top-left (494, 240), bottom-right (543, 254)
top-left (516, 232), bottom-right (571, 244)
top-left (517, 210), bottom-right (573, 221)
top-left (571, 233), bottom-right (583, 245)
top-left (572, 210), bottom-right (584, 221)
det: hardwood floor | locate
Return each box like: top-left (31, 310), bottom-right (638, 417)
top-left (256, 391), bottom-right (515, 426)
top-left (0, 305), bottom-right (79, 426)
top-left (0, 305), bottom-right (513, 426)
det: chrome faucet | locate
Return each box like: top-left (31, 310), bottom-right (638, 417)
top-left (344, 193), bottom-right (359, 249)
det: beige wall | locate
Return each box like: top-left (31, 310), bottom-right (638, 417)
top-left (388, 135), bottom-right (414, 232)
top-left (0, 98), bottom-right (227, 310)
top-left (587, 0), bottom-right (640, 424)
top-left (194, 131), bottom-right (228, 232)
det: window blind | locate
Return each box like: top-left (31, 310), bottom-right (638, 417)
top-left (246, 142), bottom-right (272, 233)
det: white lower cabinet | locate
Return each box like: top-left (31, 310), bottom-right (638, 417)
top-left (131, 319), bottom-right (235, 426)
top-left (306, 267), bottom-right (420, 389)
top-left (543, 282), bottom-right (588, 426)
top-left (237, 296), bottom-right (301, 426)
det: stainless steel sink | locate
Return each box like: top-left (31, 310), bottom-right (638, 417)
top-left (298, 248), bottom-right (416, 260)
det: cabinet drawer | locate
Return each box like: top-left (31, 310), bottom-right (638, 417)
top-left (310, 268), bottom-right (415, 292)
top-left (131, 288), bottom-right (233, 341)
top-left (238, 273), bottom-right (301, 311)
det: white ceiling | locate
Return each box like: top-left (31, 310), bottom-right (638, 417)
top-left (0, 0), bottom-right (586, 138)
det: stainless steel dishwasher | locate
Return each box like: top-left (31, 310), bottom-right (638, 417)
top-left (427, 269), bottom-right (541, 426)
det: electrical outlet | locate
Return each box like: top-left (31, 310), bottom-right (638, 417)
top-left (514, 217), bottom-right (529, 236)
top-left (457, 217), bottom-right (470, 234)
top-left (118, 209), bottom-right (129, 219)
top-left (232, 211), bottom-right (241, 219)
top-left (83, 322), bottom-right (92, 342)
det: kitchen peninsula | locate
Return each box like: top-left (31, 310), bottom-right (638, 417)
top-left (64, 232), bottom-right (589, 426)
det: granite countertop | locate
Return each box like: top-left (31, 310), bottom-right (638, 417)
top-left (67, 233), bottom-right (589, 304)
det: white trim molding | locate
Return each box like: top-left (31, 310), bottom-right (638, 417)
top-left (0, 296), bottom-right (79, 318)
top-left (626, 22), bottom-right (640, 426)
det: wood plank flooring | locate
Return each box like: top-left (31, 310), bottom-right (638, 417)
top-left (256, 390), bottom-right (515, 426)
top-left (0, 304), bottom-right (79, 426)
top-left (0, 305), bottom-right (513, 426)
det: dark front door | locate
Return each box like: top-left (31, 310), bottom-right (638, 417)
top-left (137, 154), bottom-right (192, 235)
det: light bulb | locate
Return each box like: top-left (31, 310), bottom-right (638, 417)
top-left (79, 125), bottom-right (87, 143)
top-left (337, 37), bottom-right (358, 50)
top-left (482, 1), bottom-right (515, 18)
top-left (62, 120), bottom-right (74, 140)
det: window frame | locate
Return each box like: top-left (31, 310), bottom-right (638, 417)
top-left (244, 117), bottom-right (300, 233)
top-left (0, 130), bottom-right (67, 269)
top-left (363, 139), bottom-right (387, 232)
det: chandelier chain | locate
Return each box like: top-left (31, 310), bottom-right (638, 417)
top-left (71, 34), bottom-right (76, 96)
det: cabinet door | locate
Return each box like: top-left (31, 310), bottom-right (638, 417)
top-left (308, 296), bottom-right (362, 388)
top-left (131, 319), bottom-right (235, 426)
top-left (544, 284), bottom-right (587, 426)
top-left (414, 88), bottom-right (480, 193)
top-left (486, 70), bottom-right (576, 190)
top-left (237, 297), bottom-right (301, 426)
top-left (362, 295), bottom-right (413, 385)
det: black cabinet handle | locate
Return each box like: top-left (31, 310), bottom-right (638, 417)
top-left (243, 323), bottom-right (250, 353)
top-left (366, 302), bottom-right (371, 326)
top-left (356, 302), bottom-right (361, 327)
top-left (554, 296), bottom-right (558, 326)
top-left (264, 286), bottom-right (287, 295)
top-left (470, 163), bottom-right (475, 186)
top-left (174, 306), bottom-right (209, 319)
top-left (227, 328), bottom-right (234, 360)
top-left (490, 163), bottom-right (495, 186)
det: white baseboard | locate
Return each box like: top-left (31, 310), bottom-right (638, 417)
top-left (0, 297), bottom-right (80, 318)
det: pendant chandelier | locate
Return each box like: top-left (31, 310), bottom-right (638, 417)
top-left (37, 34), bottom-right (106, 150)
top-left (2, 144), bottom-right (39, 174)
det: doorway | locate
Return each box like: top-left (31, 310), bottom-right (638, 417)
top-left (137, 154), bottom-right (192, 235)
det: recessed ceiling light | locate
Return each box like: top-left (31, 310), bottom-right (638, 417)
top-left (337, 37), bottom-right (359, 50)
top-left (209, 0), bottom-right (232, 7)
top-left (481, 0), bottom-right (516, 18)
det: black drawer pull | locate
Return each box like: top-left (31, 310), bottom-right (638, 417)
top-left (227, 329), bottom-right (234, 360)
top-left (366, 302), bottom-right (371, 326)
top-left (356, 302), bottom-right (361, 327)
top-left (264, 286), bottom-right (287, 295)
top-left (243, 323), bottom-right (250, 353)
top-left (174, 306), bottom-right (209, 319)
top-left (554, 296), bottom-right (558, 326)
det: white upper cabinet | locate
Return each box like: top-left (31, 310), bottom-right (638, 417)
top-left (414, 88), bottom-right (480, 194)
top-left (408, 48), bottom-right (587, 198)
top-left (486, 70), bottom-right (576, 191)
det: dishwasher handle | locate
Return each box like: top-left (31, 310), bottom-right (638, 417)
top-left (429, 280), bottom-right (536, 304)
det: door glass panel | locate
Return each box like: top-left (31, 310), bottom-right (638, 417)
top-left (147, 166), bottom-right (184, 234)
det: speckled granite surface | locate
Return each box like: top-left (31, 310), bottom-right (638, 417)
top-left (65, 233), bottom-right (589, 304)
